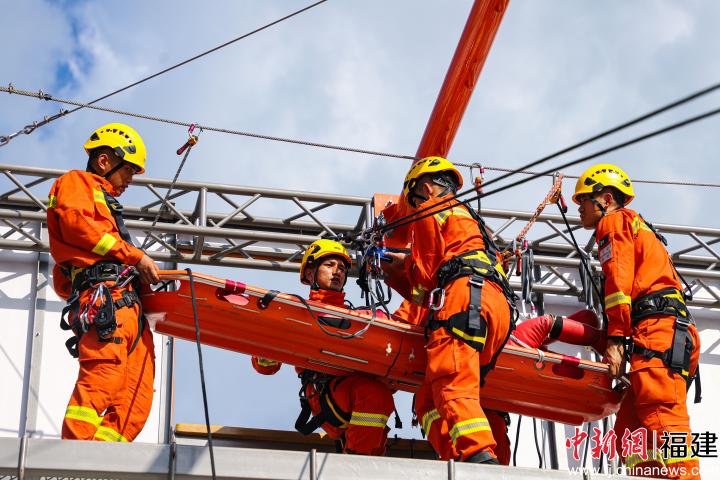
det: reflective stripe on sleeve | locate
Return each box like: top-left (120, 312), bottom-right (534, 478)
top-left (93, 189), bottom-right (107, 207)
top-left (604, 291), bottom-right (632, 309)
top-left (256, 358), bottom-right (279, 367)
top-left (92, 233), bottom-right (117, 255)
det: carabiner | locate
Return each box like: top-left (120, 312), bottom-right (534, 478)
top-left (428, 287), bottom-right (446, 311)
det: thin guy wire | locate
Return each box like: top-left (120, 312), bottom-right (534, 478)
top-left (380, 104), bottom-right (720, 234)
top-left (456, 164), bottom-right (720, 188)
top-left (0, 0), bottom-right (329, 146)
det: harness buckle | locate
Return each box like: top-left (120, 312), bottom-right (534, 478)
top-left (428, 288), bottom-right (446, 311)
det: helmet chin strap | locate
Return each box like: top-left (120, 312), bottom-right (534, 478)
top-left (591, 198), bottom-right (607, 216)
top-left (408, 191), bottom-right (428, 208)
top-left (102, 161), bottom-right (125, 179)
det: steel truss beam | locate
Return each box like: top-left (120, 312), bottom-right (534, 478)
top-left (0, 163), bottom-right (718, 307)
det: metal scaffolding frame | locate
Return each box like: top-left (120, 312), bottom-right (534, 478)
top-left (0, 437), bottom-right (640, 480)
top-left (0, 163), bottom-right (717, 307)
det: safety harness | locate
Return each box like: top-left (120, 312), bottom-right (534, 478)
top-left (427, 249), bottom-right (519, 385)
top-left (59, 188), bottom-right (143, 358)
top-left (629, 287), bottom-right (701, 403)
top-left (294, 371), bottom-right (351, 438)
top-left (622, 216), bottom-right (701, 403)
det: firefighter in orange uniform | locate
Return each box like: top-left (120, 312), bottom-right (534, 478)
top-left (382, 157), bottom-right (516, 464)
top-left (48, 123), bottom-right (160, 441)
top-left (252, 239), bottom-right (395, 455)
top-left (383, 200), bottom-right (513, 464)
top-left (574, 163), bottom-right (700, 479)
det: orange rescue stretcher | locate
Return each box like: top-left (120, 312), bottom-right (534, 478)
top-left (142, 271), bottom-right (623, 425)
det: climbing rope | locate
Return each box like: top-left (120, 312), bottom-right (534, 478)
top-left (140, 124), bottom-right (202, 250)
top-left (186, 268), bottom-right (217, 480)
top-left (507, 172), bottom-right (564, 255)
top-left (0, 0), bottom-right (329, 147)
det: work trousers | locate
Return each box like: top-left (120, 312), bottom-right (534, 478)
top-left (416, 278), bottom-right (511, 461)
top-left (614, 315), bottom-right (701, 480)
top-left (62, 285), bottom-right (155, 442)
top-left (310, 375), bottom-right (395, 455)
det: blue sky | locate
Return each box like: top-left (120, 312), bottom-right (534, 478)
top-left (2, 0), bottom-right (720, 444)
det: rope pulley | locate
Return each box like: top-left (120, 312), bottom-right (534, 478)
top-left (176, 123), bottom-right (202, 155)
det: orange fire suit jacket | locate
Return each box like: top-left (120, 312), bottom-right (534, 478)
top-left (596, 208), bottom-right (683, 338)
top-left (404, 197), bottom-right (486, 309)
top-left (47, 170), bottom-right (144, 299)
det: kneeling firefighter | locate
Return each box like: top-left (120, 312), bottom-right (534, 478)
top-left (382, 157), bottom-right (517, 464)
top-left (252, 239), bottom-right (395, 455)
top-left (48, 123), bottom-right (160, 441)
top-left (574, 163), bottom-right (701, 480)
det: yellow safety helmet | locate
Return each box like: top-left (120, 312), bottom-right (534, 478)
top-left (300, 239), bottom-right (352, 285)
top-left (83, 122), bottom-right (147, 174)
top-left (402, 156), bottom-right (463, 202)
top-left (572, 163), bottom-right (634, 205)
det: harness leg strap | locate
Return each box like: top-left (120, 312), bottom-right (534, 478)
top-left (467, 276), bottom-right (484, 330)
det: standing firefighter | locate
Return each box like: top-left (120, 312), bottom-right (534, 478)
top-left (252, 239), bottom-right (395, 455)
top-left (382, 157), bottom-right (515, 464)
top-left (574, 163), bottom-right (700, 479)
top-left (48, 123), bottom-right (160, 441)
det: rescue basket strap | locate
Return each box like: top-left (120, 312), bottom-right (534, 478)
top-left (258, 290), bottom-right (280, 309)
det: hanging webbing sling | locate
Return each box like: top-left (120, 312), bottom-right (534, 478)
top-left (294, 372), bottom-right (351, 435)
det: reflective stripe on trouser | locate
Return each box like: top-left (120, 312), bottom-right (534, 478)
top-left (426, 280), bottom-right (511, 460)
top-left (323, 375), bottom-right (394, 456)
top-left (613, 318), bottom-right (701, 480)
top-left (349, 411), bottom-right (389, 428)
top-left (62, 292), bottom-right (155, 442)
top-left (416, 390), bottom-right (510, 463)
top-left (449, 417), bottom-right (491, 445)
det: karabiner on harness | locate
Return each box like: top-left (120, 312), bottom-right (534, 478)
top-left (427, 249), bottom-right (519, 384)
top-left (59, 262), bottom-right (142, 358)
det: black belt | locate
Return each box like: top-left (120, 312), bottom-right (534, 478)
top-left (632, 287), bottom-right (689, 322)
top-left (70, 261), bottom-right (127, 292)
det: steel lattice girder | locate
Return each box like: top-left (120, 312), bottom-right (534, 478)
top-left (0, 163), bottom-right (718, 307)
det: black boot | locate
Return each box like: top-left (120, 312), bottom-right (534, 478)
top-left (464, 450), bottom-right (499, 464)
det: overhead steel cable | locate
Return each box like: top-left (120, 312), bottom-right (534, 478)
top-left (0, 0), bottom-right (329, 146)
top-left (379, 104), bottom-right (720, 235)
top-left (376, 80), bottom-right (720, 234)
top-left (459, 80), bottom-right (720, 194)
top-left (0, 85), bottom-right (416, 159)
top-left (457, 165), bottom-right (720, 189)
